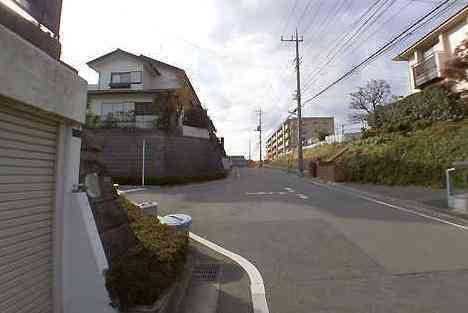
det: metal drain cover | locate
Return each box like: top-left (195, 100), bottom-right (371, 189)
top-left (193, 263), bottom-right (220, 281)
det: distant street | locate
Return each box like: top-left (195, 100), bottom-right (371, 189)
top-left (127, 168), bottom-right (468, 313)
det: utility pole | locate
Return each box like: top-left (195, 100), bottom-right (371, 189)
top-left (281, 28), bottom-right (304, 175)
top-left (255, 108), bottom-right (263, 167)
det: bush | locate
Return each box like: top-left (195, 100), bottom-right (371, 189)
top-left (369, 85), bottom-right (467, 134)
top-left (106, 196), bottom-right (188, 310)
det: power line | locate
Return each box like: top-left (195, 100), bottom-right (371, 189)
top-left (302, 0), bottom-right (458, 105)
top-left (302, 0), bottom-right (394, 91)
top-left (281, 0), bottom-right (300, 35)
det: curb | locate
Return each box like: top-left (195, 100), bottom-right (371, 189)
top-left (264, 166), bottom-right (468, 228)
top-left (189, 233), bottom-right (269, 313)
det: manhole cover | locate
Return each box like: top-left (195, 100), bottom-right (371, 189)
top-left (193, 264), bottom-right (220, 281)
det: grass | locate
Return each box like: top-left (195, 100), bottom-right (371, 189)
top-left (270, 120), bottom-right (468, 188)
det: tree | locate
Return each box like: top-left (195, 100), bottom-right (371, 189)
top-left (348, 79), bottom-right (391, 127)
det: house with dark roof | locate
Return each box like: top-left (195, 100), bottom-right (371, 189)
top-left (87, 48), bottom-right (216, 135)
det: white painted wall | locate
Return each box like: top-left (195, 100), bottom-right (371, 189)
top-left (144, 62), bottom-right (181, 90)
top-left (183, 125), bottom-right (210, 139)
top-left (0, 23), bottom-right (87, 123)
top-left (447, 21), bottom-right (468, 53)
top-left (95, 54), bottom-right (145, 90)
top-left (63, 193), bottom-right (115, 313)
top-left (90, 52), bottom-right (182, 91)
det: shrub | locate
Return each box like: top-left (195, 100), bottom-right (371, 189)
top-left (85, 111), bottom-right (100, 128)
top-left (106, 196), bottom-right (188, 310)
top-left (112, 172), bottom-right (228, 186)
top-left (369, 85), bottom-right (466, 134)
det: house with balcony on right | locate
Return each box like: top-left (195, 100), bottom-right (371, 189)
top-left (393, 6), bottom-right (468, 93)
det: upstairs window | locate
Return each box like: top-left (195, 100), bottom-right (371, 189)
top-left (110, 71), bottom-right (142, 88)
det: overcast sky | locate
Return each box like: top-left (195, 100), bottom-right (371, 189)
top-left (59, 0), bottom-right (466, 159)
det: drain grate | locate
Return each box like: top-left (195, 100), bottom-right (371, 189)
top-left (193, 263), bottom-right (220, 281)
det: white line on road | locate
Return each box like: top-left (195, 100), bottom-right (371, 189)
top-left (190, 232), bottom-right (270, 313)
top-left (285, 187), bottom-right (295, 192)
top-left (308, 180), bottom-right (468, 231)
top-left (297, 194), bottom-right (309, 200)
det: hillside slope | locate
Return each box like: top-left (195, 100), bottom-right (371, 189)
top-left (270, 120), bottom-right (468, 187)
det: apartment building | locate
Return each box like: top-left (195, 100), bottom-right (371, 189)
top-left (266, 117), bottom-right (334, 160)
top-left (393, 6), bottom-right (468, 93)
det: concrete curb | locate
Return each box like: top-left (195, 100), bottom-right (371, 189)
top-left (189, 233), bottom-right (269, 313)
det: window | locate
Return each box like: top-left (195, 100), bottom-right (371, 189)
top-left (135, 102), bottom-right (157, 116)
top-left (101, 103), bottom-right (135, 121)
top-left (110, 71), bottom-right (142, 87)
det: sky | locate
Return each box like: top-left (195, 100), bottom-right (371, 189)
top-left (58, 0), bottom-right (467, 159)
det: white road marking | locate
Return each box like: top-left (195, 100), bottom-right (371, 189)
top-left (236, 168), bottom-right (241, 179)
top-left (190, 232), bottom-right (270, 313)
top-left (297, 194), bottom-right (309, 200)
top-left (245, 191), bottom-right (288, 196)
top-left (308, 180), bottom-right (468, 231)
top-left (285, 187), bottom-right (295, 192)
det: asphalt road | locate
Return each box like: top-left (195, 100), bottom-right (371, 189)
top-left (126, 167), bottom-right (468, 313)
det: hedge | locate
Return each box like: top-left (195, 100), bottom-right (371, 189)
top-left (112, 172), bottom-right (228, 186)
top-left (106, 196), bottom-right (188, 310)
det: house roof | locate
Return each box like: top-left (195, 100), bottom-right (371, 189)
top-left (393, 5), bottom-right (468, 61)
top-left (87, 49), bottom-right (165, 75)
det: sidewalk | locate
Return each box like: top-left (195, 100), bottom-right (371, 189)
top-left (178, 240), bottom-right (253, 313)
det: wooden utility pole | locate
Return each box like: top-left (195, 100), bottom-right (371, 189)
top-left (281, 29), bottom-right (304, 175)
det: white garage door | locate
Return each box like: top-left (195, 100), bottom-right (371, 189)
top-left (0, 102), bottom-right (58, 313)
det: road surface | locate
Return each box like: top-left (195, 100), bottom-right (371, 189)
top-left (126, 167), bottom-right (468, 313)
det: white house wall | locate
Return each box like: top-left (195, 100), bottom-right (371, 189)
top-left (447, 21), bottom-right (468, 53)
top-left (145, 63), bottom-right (181, 90)
top-left (95, 54), bottom-right (145, 90)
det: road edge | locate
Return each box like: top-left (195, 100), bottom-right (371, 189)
top-left (189, 232), bottom-right (269, 313)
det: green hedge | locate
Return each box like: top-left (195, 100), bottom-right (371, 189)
top-left (106, 197), bottom-right (188, 310)
top-left (370, 85), bottom-right (467, 133)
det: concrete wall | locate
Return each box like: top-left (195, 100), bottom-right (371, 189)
top-left (88, 128), bottom-right (226, 183)
top-left (0, 23), bottom-right (87, 123)
top-left (0, 19), bottom-right (112, 313)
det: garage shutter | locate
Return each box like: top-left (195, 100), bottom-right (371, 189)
top-left (0, 102), bottom-right (58, 313)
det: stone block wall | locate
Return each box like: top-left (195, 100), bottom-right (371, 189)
top-left (88, 128), bottom-right (226, 184)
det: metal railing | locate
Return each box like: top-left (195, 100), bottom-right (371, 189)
top-left (412, 51), bottom-right (448, 88)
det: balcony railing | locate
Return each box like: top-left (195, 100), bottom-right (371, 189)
top-left (412, 51), bottom-right (448, 88)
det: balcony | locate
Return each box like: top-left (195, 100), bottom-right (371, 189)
top-left (412, 51), bottom-right (448, 88)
